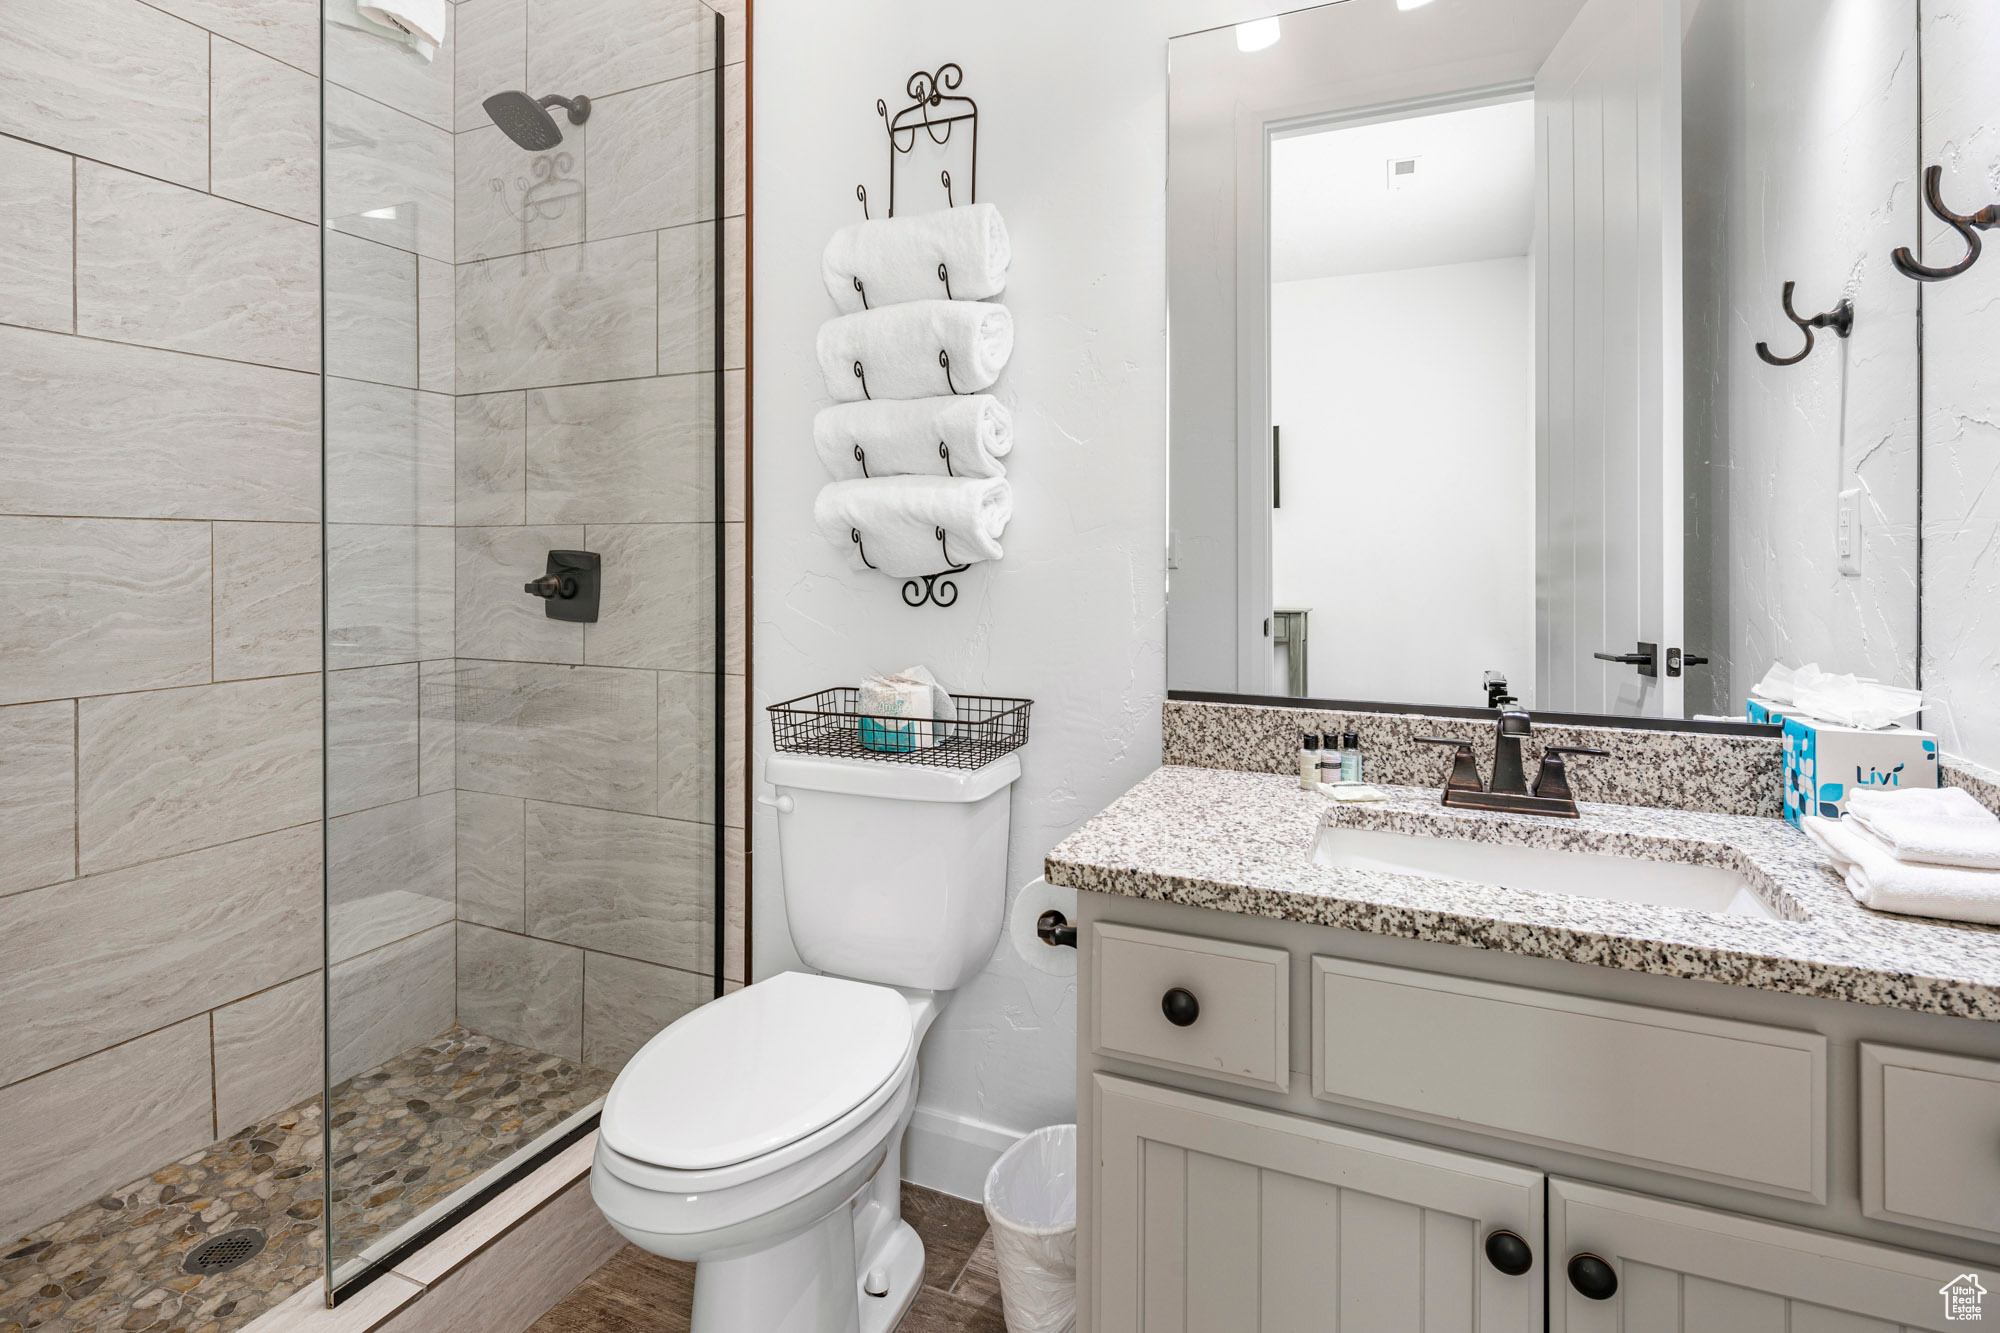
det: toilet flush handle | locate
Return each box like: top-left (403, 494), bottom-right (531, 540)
top-left (756, 793), bottom-right (795, 814)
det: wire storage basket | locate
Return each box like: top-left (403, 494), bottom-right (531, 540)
top-left (769, 688), bottom-right (1031, 771)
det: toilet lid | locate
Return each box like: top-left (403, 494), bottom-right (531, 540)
top-left (601, 972), bottom-right (914, 1171)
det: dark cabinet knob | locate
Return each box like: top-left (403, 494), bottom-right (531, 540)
top-left (1483, 1230), bottom-right (1533, 1276)
top-left (1161, 987), bottom-right (1200, 1027)
top-left (1567, 1253), bottom-right (1618, 1300)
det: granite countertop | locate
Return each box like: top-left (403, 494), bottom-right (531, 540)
top-left (1044, 765), bottom-right (2000, 1021)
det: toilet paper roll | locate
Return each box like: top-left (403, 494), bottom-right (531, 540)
top-left (1008, 877), bottom-right (1077, 977)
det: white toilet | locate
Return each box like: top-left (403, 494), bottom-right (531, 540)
top-left (591, 750), bottom-right (1020, 1333)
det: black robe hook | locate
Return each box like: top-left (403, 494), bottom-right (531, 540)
top-left (1755, 281), bottom-right (1853, 367)
top-left (1893, 165), bottom-right (1999, 283)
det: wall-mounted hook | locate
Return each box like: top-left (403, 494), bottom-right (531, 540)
top-left (853, 444), bottom-right (871, 478)
top-left (1755, 281), bottom-right (1854, 367)
top-left (937, 262), bottom-right (954, 300)
top-left (937, 440), bottom-right (954, 476)
top-left (852, 360), bottom-right (872, 400)
top-left (900, 527), bottom-right (971, 608)
top-left (862, 65), bottom-right (976, 219)
top-left (856, 183), bottom-right (870, 221)
top-left (941, 169), bottom-right (955, 208)
top-left (852, 276), bottom-right (869, 310)
top-left (850, 528), bottom-right (876, 570)
top-left (1893, 165), bottom-right (2000, 283)
top-left (939, 348), bottom-right (959, 395)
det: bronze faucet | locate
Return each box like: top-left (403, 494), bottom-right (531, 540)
top-left (1416, 709), bottom-right (1607, 818)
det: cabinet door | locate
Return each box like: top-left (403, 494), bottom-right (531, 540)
top-left (1550, 1178), bottom-right (1976, 1332)
top-left (1091, 1074), bottom-right (1544, 1332)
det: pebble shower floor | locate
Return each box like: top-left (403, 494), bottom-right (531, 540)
top-left (0, 1029), bottom-right (613, 1333)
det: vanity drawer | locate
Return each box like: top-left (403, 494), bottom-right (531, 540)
top-left (1090, 923), bottom-right (1289, 1092)
top-left (1861, 1043), bottom-right (2000, 1245)
top-left (1311, 958), bottom-right (1827, 1201)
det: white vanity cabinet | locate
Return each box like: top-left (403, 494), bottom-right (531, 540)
top-left (1076, 893), bottom-right (2000, 1332)
top-left (1092, 1075), bottom-right (1544, 1331)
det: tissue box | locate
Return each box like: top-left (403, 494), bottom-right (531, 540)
top-left (1766, 709), bottom-right (1940, 826)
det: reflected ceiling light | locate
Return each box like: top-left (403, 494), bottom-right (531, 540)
top-left (1397, 0), bottom-right (1437, 9)
top-left (1235, 17), bottom-right (1282, 52)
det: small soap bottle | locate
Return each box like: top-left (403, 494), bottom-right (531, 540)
top-left (1319, 736), bottom-right (1343, 786)
top-left (1298, 733), bottom-right (1320, 791)
top-left (1341, 731), bottom-right (1363, 783)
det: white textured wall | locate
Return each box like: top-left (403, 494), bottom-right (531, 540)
top-left (1680, 0), bottom-right (1919, 718)
top-left (752, 0), bottom-right (1289, 1196)
top-left (1921, 0), bottom-right (2000, 769)
top-left (1270, 259), bottom-right (1536, 707)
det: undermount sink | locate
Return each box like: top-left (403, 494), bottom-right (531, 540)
top-left (1314, 824), bottom-right (1779, 920)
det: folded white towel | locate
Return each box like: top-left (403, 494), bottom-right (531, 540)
top-left (1844, 786), bottom-right (2000, 869)
top-left (817, 301), bottom-right (1013, 403)
top-left (1802, 815), bottom-right (2000, 925)
top-left (359, 0), bottom-right (447, 58)
top-left (822, 204), bottom-right (1011, 313)
top-left (814, 395), bottom-right (1013, 481)
top-left (815, 476), bottom-right (1012, 578)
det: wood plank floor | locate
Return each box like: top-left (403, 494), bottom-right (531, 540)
top-left (528, 1185), bottom-right (1009, 1332)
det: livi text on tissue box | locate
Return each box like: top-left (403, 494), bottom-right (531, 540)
top-left (1750, 698), bottom-right (1940, 826)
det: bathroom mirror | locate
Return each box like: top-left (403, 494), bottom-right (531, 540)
top-left (1165, 0), bottom-right (1920, 722)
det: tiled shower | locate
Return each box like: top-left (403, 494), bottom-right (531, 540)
top-left (0, 0), bottom-right (746, 1326)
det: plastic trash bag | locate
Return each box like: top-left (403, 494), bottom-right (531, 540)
top-left (983, 1124), bottom-right (1078, 1333)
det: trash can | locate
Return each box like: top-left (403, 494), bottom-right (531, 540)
top-left (982, 1124), bottom-right (1078, 1333)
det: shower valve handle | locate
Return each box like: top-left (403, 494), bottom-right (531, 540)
top-left (524, 574), bottom-right (578, 600)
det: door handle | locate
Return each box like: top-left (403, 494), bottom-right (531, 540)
top-left (1592, 642), bottom-right (1658, 678)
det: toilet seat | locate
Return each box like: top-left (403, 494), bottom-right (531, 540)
top-left (601, 972), bottom-right (915, 1176)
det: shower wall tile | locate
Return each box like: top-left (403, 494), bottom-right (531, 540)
top-left (325, 85), bottom-right (456, 263)
top-left (0, 824), bottom-right (321, 1084)
top-left (582, 952), bottom-right (707, 1072)
top-left (0, 0), bottom-right (210, 187)
top-left (421, 658), bottom-right (458, 794)
top-left (327, 663), bottom-right (422, 816)
top-left (583, 523), bottom-right (714, 672)
top-left (212, 972), bottom-right (322, 1136)
top-left (327, 17), bottom-right (454, 131)
top-left (455, 661), bottom-right (659, 813)
top-left (584, 76), bottom-right (711, 241)
top-left (326, 378), bottom-right (456, 526)
top-left (657, 671), bottom-right (713, 825)
top-left (326, 523), bottom-right (456, 668)
top-left (455, 524), bottom-right (587, 664)
top-left (456, 922), bottom-right (584, 1059)
top-left (0, 702), bottom-right (76, 898)
top-left (456, 233), bottom-right (658, 392)
top-left (327, 230), bottom-right (419, 388)
top-left (213, 521), bottom-right (321, 681)
top-left (726, 520), bottom-right (745, 675)
top-left (457, 391), bottom-right (529, 525)
top-left (524, 803), bottom-right (712, 973)
top-left (329, 920), bottom-right (457, 1083)
top-left (210, 37), bottom-right (319, 223)
top-left (723, 825), bottom-right (744, 983)
top-left (329, 791), bottom-right (457, 961)
top-left (0, 517), bottom-right (211, 707)
top-left (149, 0), bottom-right (318, 73)
top-left (527, 0), bottom-right (716, 103)
top-left (724, 368), bottom-right (745, 522)
top-left (77, 675), bottom-right (322, 874)
top-left (0, 137), bottom-right (74, 333)
top-left (75, 163), bottom-right (318, 373)
top-left (656, 221), bottom-right (715, 375)
top-left (419, 256), bottom-right (457, 393)
top-left (526, 376), bottom-right (714, 524)
top-left (724, 215), bottom-right (746, 369)
top-left (723, 61), bottom-right (744, 219)
top-left (0, 326), bottom-right (319, 523)
top-left (453, 123), bottom-right (587, 262)
top-left (0, 1018), bottom-right (214, 1242)
top-left (457, 789), bottom-right (526, 930)
top-left (453, 0), bottom-right (527, 132)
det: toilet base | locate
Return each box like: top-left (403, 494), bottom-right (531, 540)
top-left (686, 1183), bottom-right (926, 1333)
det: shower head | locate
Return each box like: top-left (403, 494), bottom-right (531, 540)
top-left (483, 90), bottom-right (591, 151)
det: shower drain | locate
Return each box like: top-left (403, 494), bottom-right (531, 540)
top-left (182, 1228), bottom-right (267, 1276)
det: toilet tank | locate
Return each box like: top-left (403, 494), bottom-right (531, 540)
top-left (767, 752), bottom-right (1020, 992)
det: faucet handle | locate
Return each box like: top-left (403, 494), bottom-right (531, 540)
top-left (1415, 737), bottom-right (1484, 794)
top-left (1532, 746), bottom-right (1610, 806)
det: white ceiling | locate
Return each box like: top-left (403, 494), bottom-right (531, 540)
top-left (1271, 96), bottom-right (1538, 283)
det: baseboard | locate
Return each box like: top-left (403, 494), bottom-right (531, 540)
top-left (902, 1103), bottom-right (1025, 1202)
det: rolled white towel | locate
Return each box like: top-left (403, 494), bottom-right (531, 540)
top-left (1844, 786), bottom-right (2000, 869)
top-left (822, 203), bottom-right (1011, 313)
top-left (816, 301), bottom-right (1013, 403)
top-left (814, 395), bottom-right (1013, 481)
top-left (815, 476), bottom-right (1012, 578)
top-left (1802, 815), bottom-right (2000, 926)
top-left (358, 0), bottom-right (447, 59)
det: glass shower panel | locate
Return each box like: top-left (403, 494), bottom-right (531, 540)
top-left (321, 0), bottom-right (726, 1297)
